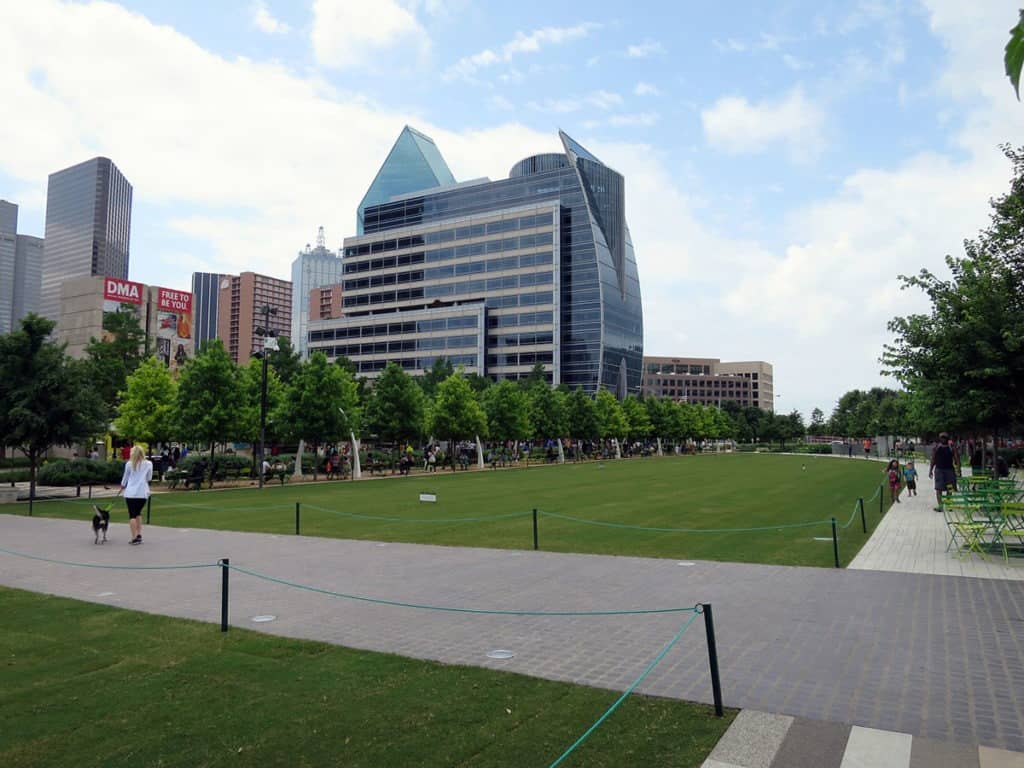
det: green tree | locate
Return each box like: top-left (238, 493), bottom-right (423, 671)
top-left (0, 315), bottom-right (106, 500)
top-left (528, 382), bottom-right (568, 443)
top-left (267, 336), bottom-right (302, 384)
top-left (427, 370), bottom-right (487, 470)
top-left (238, 357), bottom-right (286, 458)
top-left (1007, 10), bottom-right (1024, 99)
top-left (175, 339), bottom-right (245, 483)
top-left (115, 356), bottom-right (178, 447)
top-left (482, 380), bottom-right (532, 443)
top-left (280, 352), bottom-right (361, 479)
top-left (83, 306), bottom-right (149, 418)
top-left (808, 407), bottom-right (826, 436)
top-left (364, 362), bottom-right (425, 446)
top-left (620, 395), bottom-right (653, 442)
top-left (566, 387), bottom-right (598, 441)
top-left (419, 357), bottom-right (454, 399)
top-left (594, 389), bottom-right (628, 440)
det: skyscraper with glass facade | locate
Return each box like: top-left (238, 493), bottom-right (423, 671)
top-left (290, 229), bottom-right (342, 360)
top-left (308, 129), bottom-right (643, 396)
top-left (39, 157), bottom-right (132, 321)
top-left (191, 272), bottom-right (227, 354)
top-left (0, 200), bottom-right (43, 335)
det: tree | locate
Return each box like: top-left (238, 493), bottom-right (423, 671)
top-left (83, 306), bottom-right (148, 418)
top-left (1007, 10), bottom-right (1024, 99)
top-left (884, 145), bottom-right (1024, 442)
top-left (0, 315), bottom-right (106, 500)
top-left (267, 336), bottom-right (302, 384)
top-left (594, 389), bottom-right (628, 440)
top-left (775, 410), bottom-right (805, 450)
top-left (566, 387), bottom-right (598, 441)
top-left (238, 357), bottom-right (285, 456)
top-left (175, 339), bottom-right (245, 483)
top-left (482, 380), bottom-right (532, 443)
top-left (644, 396), bottom-right (673, 442)
top-left (280, 352), bottom-right (361, 479)
top-left (528, 382), bottom-right (568, 443)
top-left (419, 357), bottom-right (454, 399)
top-left (427, 370), bottom-right (487, 470)
top-left (620, 395), bottom-right (652, 441)
top-left (116, 356), bottom-right (178, 447)
top-left (808, 407), bottom-right (826, 436)
top-left (364, 362), bottom-right (424, 446)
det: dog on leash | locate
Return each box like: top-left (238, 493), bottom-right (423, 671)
top-left (92, 504), bottom-right (110, 544)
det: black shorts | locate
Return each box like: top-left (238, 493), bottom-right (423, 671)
top-left (126, 497), bottom-right (147, 519)
top-left (906, 480), bottom-right (917, 490)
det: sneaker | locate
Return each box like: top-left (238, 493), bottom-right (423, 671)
top-left (130, 536), bottom-right (142, 545)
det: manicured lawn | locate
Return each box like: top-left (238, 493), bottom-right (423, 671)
top-left (0, 586), bottom-right (733, 768)
top-left (24, 454), bottom-right (892, 567)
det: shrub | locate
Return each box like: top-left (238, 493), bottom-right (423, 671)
top-left (0, 456), bottom-right (31, 469)
top-left (37, 460), bottom-right (124, 487)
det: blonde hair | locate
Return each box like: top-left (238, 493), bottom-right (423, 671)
top-left (129, 445), bottom-right (146, 470)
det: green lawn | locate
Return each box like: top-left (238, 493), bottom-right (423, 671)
top-left (0, 587), bottom-right (733, 768)
top-left (24, 454), bottom-right (892, 567)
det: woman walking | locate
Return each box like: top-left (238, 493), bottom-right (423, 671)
top-left (121, 446), bottom-right (153, 545)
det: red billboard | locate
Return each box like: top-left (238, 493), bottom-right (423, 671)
top-left (103, 277), bottom-right (144, 305)
top-left (157, 288), bottom-right (192, 313)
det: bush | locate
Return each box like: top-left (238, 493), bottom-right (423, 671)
top-left (0, 469), bottom-right (32, 483)
top-left (37, 460), bottom-right (124, 487)
top-left (177, 454), bottom-right (252, 479)
top-left (0, 456), bottom-right (31, 469)
top-left (789, 444), bottom-right (834, 455)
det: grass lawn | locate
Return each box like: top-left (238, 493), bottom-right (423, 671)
top-left (24, 454), bottom-right (892, 567)
top-left (0, 586), bottom-right (733, 768)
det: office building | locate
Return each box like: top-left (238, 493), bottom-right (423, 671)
top-left (39, 157), bottom-right (132, 321)
top-left (216, 272), bottom-right (292, 365)
top-left (290, 227), bottom-right (342, 359)
top-left (0, 200), bottom-right (43, 334)
top-left (642, 356), bottom-right (775, 411)
top-left (191, 272), bottom-right (227, 354)
top-left (309, 285), bottom-right (344, 323)
top-left (308, 128), bottom-right (643, 395)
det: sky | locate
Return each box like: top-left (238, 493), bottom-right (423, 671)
top-left (1, 0), bottom-right (1022, 419)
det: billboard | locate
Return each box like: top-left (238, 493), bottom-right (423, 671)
top-left (154, 287), bottom-right (193, 370)
top-left (101, 277), bottom-right (145, 342)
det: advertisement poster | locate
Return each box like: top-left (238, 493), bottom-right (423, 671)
top-left (155, 287), bottom-right (193, 370)
top-left (101, 277), bottom-right (144, 342)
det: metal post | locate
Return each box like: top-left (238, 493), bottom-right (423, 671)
top-left (76, 483), bottom-right (81, 498)
top-left (220, 558), bottom-right (230, 632)
top-left (146, 496), bottom-right (152, 525)
top-left (532, 508), bottom-right (538, 550)
top-left (831, 517), bottom-right (840, 568)
top-left (859, 498), bottom-right (866, 533)
top-left (258, 308), bottom-right (270, 491)
top-left (879, 485), bottom-right (883, 515)
top-left (701, 603), bottom-right (724, 717)
top-left (88, 484), bottom-right (93, 499)
top-left (295, 502), bottom-right (300, 535)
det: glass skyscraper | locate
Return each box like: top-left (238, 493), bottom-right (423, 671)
top-left (309, 129), bottom-right (643, 396)
top-left (191, 272), bottom-right (226, 354)
top-left (0, 200), bottom-right (43, 335)
top-left (39, 157), bottom-right (132, 321)
top-left (290, 229), bottom-right (342, 360)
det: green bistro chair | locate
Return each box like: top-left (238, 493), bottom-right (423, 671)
top-left (943, 496), bottom-right (991, 560)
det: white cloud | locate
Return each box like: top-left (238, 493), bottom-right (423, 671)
top-left (608, 112), bottom-right (659, 127)
top-left (490, 94), bottom-right (514, 111)
top-left (529, 90), bottom-right (623, 114)
top-left (701, 87), bottom-right (825, 158)
top-left (311, 0), bottom-right (428, 70)
top-left (251, 1), bottom-right (289, 35)
top-left (445, 22), bottom-right (600, 81)
top-left (625, 40), bottom-right (664, 58)
top-left (633, 81), bottom-right (659, 96)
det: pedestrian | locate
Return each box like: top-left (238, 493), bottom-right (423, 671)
top-left (903, 461), bottom-right (918, 496)
top-left (120, 445), bottom-right (153, 545)
top-left (928, 432), bottom-right (960, 512)
top-left (885, 458), bottom-right (902, 504)
top-left (846, 441), bottom-right (853, 458)
top-left (862, 437), bottom-right (871, 459)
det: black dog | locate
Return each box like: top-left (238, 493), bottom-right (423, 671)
top-left (92, 505), bottom-right (110, 544)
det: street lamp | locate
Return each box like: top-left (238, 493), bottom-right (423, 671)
top-left (255, 305), bottom-right (278, 490)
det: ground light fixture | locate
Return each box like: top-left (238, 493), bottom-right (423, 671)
top-left (486, 649), bottom-right (515, 660)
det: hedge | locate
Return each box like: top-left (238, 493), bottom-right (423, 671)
top-left (37, 460), bottom-right (124, 487)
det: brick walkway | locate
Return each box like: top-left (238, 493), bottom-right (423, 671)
top-left (1, 513), bottom-right (1023, 753)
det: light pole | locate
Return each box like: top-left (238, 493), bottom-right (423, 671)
top-left (256, 305), bottom-right (278, 490)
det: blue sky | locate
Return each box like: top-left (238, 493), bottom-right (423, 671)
top-left (1, 1), bottom-right (1021, 418)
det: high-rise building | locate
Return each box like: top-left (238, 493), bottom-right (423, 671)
top-left (642, 356), bottom-right (775, 411)
top-left (191, 272), bottom-right (227, 354)
top-left (216, 272), bottom-right (292, 365)
top-left (290, 227), bottom-right (342, 360)
top-left (308, 128), bottom-right (644, 396)
top-left (0, 199), bottom-right (44, 334)
top-left (39, 157), bottom-right (132, 321)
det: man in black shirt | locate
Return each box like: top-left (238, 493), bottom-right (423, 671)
top-left (928, 432), bottom-right (960, 511)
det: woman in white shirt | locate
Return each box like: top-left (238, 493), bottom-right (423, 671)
top-left (121, 445), bottom-right (153, 545)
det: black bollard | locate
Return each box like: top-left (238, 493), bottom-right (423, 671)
top-left (532, 508), bottom-right (538, 551)
top-left (701, 604), bottom-right (724, 717)
top-left (831, 517), bottom-right (840, 568)
top-left (295, 502), bottom-right (300, 535)
top-left (220, 558), bottom-right (230, 632)
top-left (859, 498), bottom-right (866, 533)
top-left (146, 496), bottom-right (152, 525)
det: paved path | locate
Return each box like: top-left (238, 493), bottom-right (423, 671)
top-left (849, 476), bottom-right (1024, 580)
top-left (2, 514), bottom-right (1024, 754)
top-left (703, 710), bottom-right (1024, 768)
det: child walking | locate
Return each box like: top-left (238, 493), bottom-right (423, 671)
top-left (886, 459), bottom-right (902, 504)
top-left (903, 461), bottom-right (918, 496)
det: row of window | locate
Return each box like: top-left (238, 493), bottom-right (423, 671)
top-left (308, 314), bottom-right (478, 342)
top-left (486, 311), bottom-right (554, 329)
top-left (343, 235), bottom-right (555, 274)
top-left (320, 334), bottom-right (479, 357)
top-left (354, 354), bottom-right (478, 373)
top-left (488, 332), bottom-right (554, 347)
top-left (344, 213), bottom-right (554, 257)
top-left (344, 277), bottom-right (553, 309)
top-left (487, 351), bottom-right (554, 367)
top-left (649, 378), bottom-right (750, 389)
top-left (343, 252), bottom-right (553, 290)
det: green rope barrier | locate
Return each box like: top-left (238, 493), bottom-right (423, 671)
top-left (226, 564), bottom-right (696, 616)
top-left (305, 503), bottom-right (533, 524)
top-left (866, 486), bottom-right (881, 503)
top-left (539, 510), bottom-right (831, 533)
top-left (838, 501), bottom-right (861, 530)
top-left (547, 610), bottom-right (702, 767)
top-left (0, 545), bottom-right (218, 571)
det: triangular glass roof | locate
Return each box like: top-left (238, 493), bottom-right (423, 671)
top-left (357, 126), bottom-right (456, 234)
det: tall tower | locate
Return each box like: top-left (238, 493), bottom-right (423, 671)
top-left (0, 200), bottom-right (44, 334)
top-left (290, 227), bottom-right (342, 360)
top-left (39, 157), bottom-right (133, 321)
